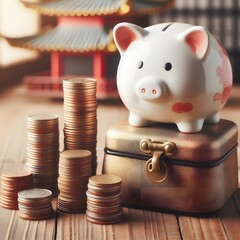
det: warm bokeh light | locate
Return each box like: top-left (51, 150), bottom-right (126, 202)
top-left (0, 0), bottom-right (40, 67)
top-left (119, 3), bottom-right (131, 15)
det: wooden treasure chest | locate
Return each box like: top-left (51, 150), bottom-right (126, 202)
top-left (103, 120), bottom-right (238, 214)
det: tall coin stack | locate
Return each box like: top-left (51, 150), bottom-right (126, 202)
top-left (18, 188), bottom-right (55, 220)
top-left (58, 149), bottom-right (92, 213)
top-left (0, 169), bottom-right (34, 210)
top-left (26, 113), bottom-right (59, 196)
top-left (86, 175), bottom-right (123, 225)
top-left (63, 78), bottom-right (97, 174)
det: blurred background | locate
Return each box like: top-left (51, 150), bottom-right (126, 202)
top-left (0, 0), bottom-right (239, 97)
top-left (152, 0), bottom-right (240, 85)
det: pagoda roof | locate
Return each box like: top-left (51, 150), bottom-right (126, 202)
top-left (21, 0), bottom-right (174, 17)
top-left (3, 25), bottom-right (115, 53)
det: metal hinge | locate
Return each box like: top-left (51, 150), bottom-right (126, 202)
top-left (140, 139), bottom-right (176, 183)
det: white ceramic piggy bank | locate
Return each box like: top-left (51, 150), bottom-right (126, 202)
top-left (113, 22), bottom-right (232, 133)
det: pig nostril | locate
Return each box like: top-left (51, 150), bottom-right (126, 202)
top-left (141, 88), bottom-right (146, 93)
top-left (152, 89), bottom-right (157, 94)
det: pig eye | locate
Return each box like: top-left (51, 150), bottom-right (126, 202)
top-left (137, 60), bottom-right (144, 69)
top-left (164, 62), bottom-right (172, 71)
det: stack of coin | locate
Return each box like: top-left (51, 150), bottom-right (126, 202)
top-left (86, 175), bottom-right (123, 224)
top-left (63, 78), bottom-right (97, 174)
top-left (0, 169), bottom-right (34, 210)
top-left (58, 149), bottom-right (92, 213)
top-left (18, 188), bottom-right (55, 220)
top-left (26, 113), bottom-right (59, 196)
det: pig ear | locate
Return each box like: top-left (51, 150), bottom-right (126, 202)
top-left (113, 22), bottom-right (148, 55)
top-left (179, 26), bottom-right (210, 60)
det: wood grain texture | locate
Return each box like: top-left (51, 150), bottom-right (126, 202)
top-left (219, 190), bottom-right (240, 240)
top-left (0, 84), bottom-right (240, 239)
top-left (56, 208), bottom-right (181, 240)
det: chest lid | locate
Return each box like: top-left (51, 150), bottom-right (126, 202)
top-left (105, 119), bottom-right (238, 164)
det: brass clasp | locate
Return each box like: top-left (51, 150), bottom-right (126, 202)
top-left (140, 139), bottom-right (176, 183)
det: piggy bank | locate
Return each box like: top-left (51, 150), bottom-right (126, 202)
top-left (113, 22), bottom-right (232, 133)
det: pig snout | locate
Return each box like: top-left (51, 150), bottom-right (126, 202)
top-left (136, 77), bottom-right (166, 101)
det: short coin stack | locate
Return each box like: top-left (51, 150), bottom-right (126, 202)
top-left (86, 175), bottom-right (123, 224)
top-left (58, 149), bottom-right (92, 213)
top-left (18, 188), bottom-right (55, 220)
top-left (63, 78), bottom-right (97, 174)
top-left (0, 169), bottom-right (34, 210)
top-left (26, 113), bottom-right (59, 196)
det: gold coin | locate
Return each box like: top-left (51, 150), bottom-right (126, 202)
top-left (0, 201), bottom-right (19, 210)
top-left (1, 169), bottom-right (32, 180)
top-left (86, 209), bottom-right (123, 225)
top-left (18, 188), bottom-right (52, 200)
top-left (60, 149), bottom-right (91, 159)
top-left (63, 77), bottom-right (96, 84)
top-left (89, 175), bottom-right (122, 188)
top-left (27, 113), bottom-right (58, 122)
top-left (18, 211), bottom-right (55, 221)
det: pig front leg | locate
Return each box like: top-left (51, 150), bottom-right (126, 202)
top-left (205, 112), bottom-right (220, 123)
top-left (129, 112), bottom-right (149, 127)
top-left (176, 119), bottom-right (204, 133)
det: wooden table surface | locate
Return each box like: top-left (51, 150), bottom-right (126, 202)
top-left (0, 84), bottom-right (240, 240)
